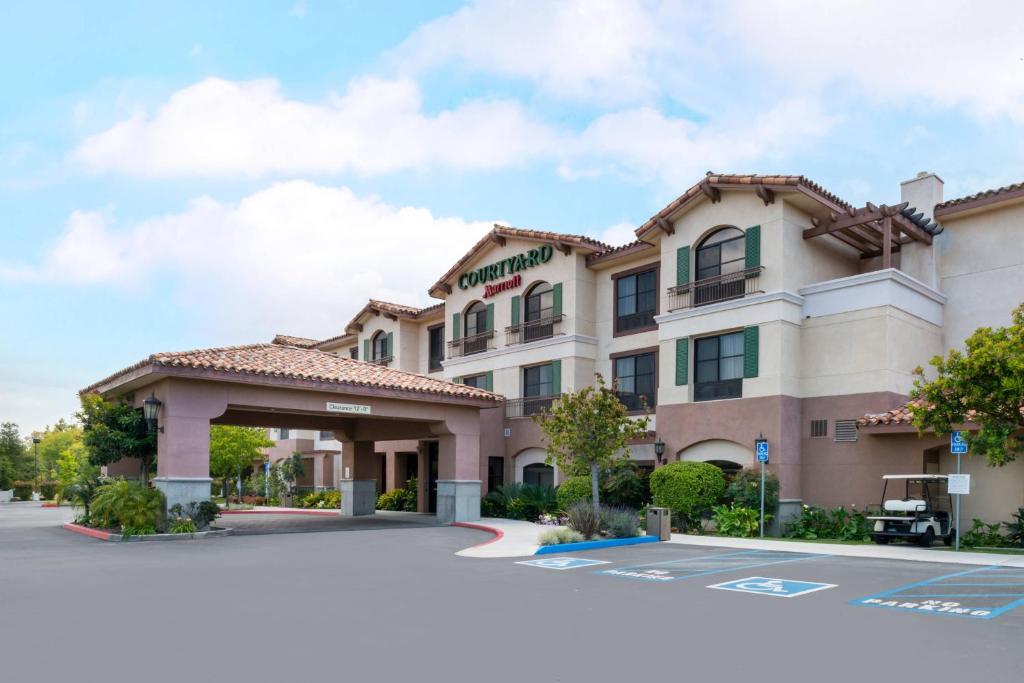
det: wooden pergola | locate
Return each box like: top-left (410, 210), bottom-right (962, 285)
top-left (802, 202), bottom-right (943, 267)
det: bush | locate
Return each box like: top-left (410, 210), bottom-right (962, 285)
top-left (601, 460), bottom-right (651, 509)
top-left (565, 500), bottom-right (601, 538)
top-left (480, 496), bottom-right (503, 518)
top-left (168, 518), bottom-right (197, 535)
top-left (601, 505), bottom-right (641, 538)
top-left (1004, 508), bottom-right (1024, 547)
top-left (784, 505), bottom-right (869, 541)
top-left (649, 462), bottom-right (726, 531)
top-left (168, 500), bottom-right (221, 531)
top-left (556, 476), bottom-right (592, 511)
top-left (12, 480), bottom-right (33, 501)
top-left (484, 483), bottom-right (557, 522)
top-left (377, 477), bottom-right (418, 512)
top-left (724, 468), bottom-right (779, 511)
top-left (90, 480), bottom-right (165, 531)
top-left (538, 528), bottom-right (586, 546)
top-left (38, 481), bottom-right (58, 501)
top-left (299, 490), bottom-right (341, 509)
top-left (712, 503), bottom-right (763, 538)
top-left (120, 524), bottom-right (157, 538)
top-left (962, 519), bottom-right (1007, 547)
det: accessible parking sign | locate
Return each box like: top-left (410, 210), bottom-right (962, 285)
top-left (707, 576), bottom-right (836, 598)
top-left (516, 557), bottom-right (610, 570)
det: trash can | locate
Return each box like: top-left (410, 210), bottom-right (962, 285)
top-left (647, 507), bottom-right (671, 541)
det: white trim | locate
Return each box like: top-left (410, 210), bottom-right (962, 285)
top-left (799, 268), bottom-right (946, 326)
top-left (656, 291), bottom-right (804, 341)
top-left (798, 268), bottom-right (947, 303)
top-left (655, 291), bottom-right (805, 326)
top-left (441, 334), bottom-right (598, 369)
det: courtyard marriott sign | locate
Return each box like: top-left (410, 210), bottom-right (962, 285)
top-left (458, 244), bottom-right (553, 295)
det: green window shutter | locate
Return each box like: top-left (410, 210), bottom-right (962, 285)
top-left (485, 371), bottom-right (494, 392)
top-left (675, 338), bottom-right (689, 386)
top-left (552, 282), bottom-right (563, 317)
top-left (453, 376), bottom-right (462, 385)
top-left (745, 225), bottom-right (761, 269)
top-left (743, 326), bottom-right (759, 378)
top-left (362, 339), bottom-right (369, 361)
top-left (551, 360), bottom-right (561, 395)
top-left (485, 303), bottom-right (494, 332)
top-left (510, 295), bottom-right (521, 326)
top-left (452, 312), bottom-right (461, 341)
top-left (676, 246), bottom-right (691, 286)
top-left (386, 332), bottom-right (394, 359)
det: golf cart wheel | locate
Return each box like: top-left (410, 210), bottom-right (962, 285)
top-left (944, 529), bottom-right (956, 547)
top-left (873, 535), bottom-right (890, 545)
top-left (919, 528), bottom-right (935, 547)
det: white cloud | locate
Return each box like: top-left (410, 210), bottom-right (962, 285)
top-left (10, 182), bottom-right (495, 338)
top-left (72, 77), bottom-right (560, 178)
top-left (189, 44), bottom-right (203, 58)
top-left (289, 0), bottom-right (307, 19)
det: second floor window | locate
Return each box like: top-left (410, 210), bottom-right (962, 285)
top-left (279, 428), bottom-right (290, 439)
top-left (428, 325), bottom-right (444, 371)
top-left (465, 301), bottom-right (488, 337)
top-left (525, 282), bottom-right (553, 322)
top-left (372, 331), bottom-right (388, 361)
top-left (614, 352), bottom-right (656, 411)
top-left (462, 373), bottom-right (487, 389)
top-left (319, 430), bottom-right (334, 441)
top-left (615, 269), bottom-right (657, 334)
top-left (695, 227), bottom-right (746, 305)
top-left (349, 346), bottom-right (358, 360)
top-left (523, 363), bottom-right (554, 397)
top-left (694, 331), bottom-right (744, 401)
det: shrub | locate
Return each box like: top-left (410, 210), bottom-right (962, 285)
top-left (565, 500), bottom-right (601, 538)
top-left (90, 480), bottom-right (165, 531)
top-left (168, 518), bottom-right (197, 535)
top-left (300, 489), bottom-right (341, 509)
top-left (962, 519), bottom-right (1007, 547)
top-left (784, 505), bottom-right (869, 541)
top-left (480, 496), bottom-right (503, 518)
top-left (712, 503), bottom-right (763, 538)
top-left (649, 462), bottom-right (726, 531)
top-left (1004, 508), bottom-right (1024, 547)
top-left (724, 468), bottom-right (779, 511)
top-left (121, 524), bottom-right (157, 538)
top-left (601, 460), bottom-right (651, 509)
top-left (484, 483), bottom-right (557, 521)
top-left (12, 480), bottom-right (33, 501)
top-left (538, 528), bottom-right (585, 546)
top-left (38, 481), bottom-right (58, 501)
top-left (168, 501), bottom-right (220, 531)
top-left (377, 477), bottom-right (418, 512)
top-left (556, 476), bottom-right (592, 511)
top-left (601, 505), bottom-right (641, 538)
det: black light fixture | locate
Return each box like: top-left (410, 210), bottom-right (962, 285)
top-left (142, 393), bottom-right (164, 433)
top-left (654, 437), bottom-right (666, 464)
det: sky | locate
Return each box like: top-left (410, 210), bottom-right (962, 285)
top-left (2, 0), bottom-right (1024, 433)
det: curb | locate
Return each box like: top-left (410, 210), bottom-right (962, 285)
top-left (218, 509), bottom-right (340, 516)
top-left (452, 521), bottom-right (505, 547)
top-left (535, 535), bottom-right (659, 555)
top-left (63, 522), bottom-right (233, 542)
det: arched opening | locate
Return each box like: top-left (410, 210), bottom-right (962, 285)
top-left (370, 330), bottom-right (388, 363)
top-left (678, 439), bottom-right (753, 475)
top-left (522, 463), bottom-right (555, 488)
top-left (523, 281), bottom-right (554, 341)
top-left (695, 226), bottom-right (745, 305)
top-left (463, 300), bottom-right (488, 354)
top-left (515, 447), bottom-right (558, 487)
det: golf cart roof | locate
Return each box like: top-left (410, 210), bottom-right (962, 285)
top-left (882, 474), bottom-right (948, 481)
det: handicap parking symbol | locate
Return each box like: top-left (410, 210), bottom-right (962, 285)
top-left (707, 576), bottom-right (837, 598)
top-left (516, 557), bottom-right (611, 570)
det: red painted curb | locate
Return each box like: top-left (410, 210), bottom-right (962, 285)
top-left (218, 509), bottom-right (340, 517)
top-left (41, 502), bottom-right (61, 508)
top-left (452, 521), bottom-right (505, 547)
top-left (63, 523), bottom-right (113, 541)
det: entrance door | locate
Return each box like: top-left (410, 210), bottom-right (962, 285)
top-left (427, 441), bottom-right (439, 513)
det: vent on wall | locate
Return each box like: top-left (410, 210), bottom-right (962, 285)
top-left (833, 420), bottom-right (858, 443)
top-left (810, 419), bottom-right (828, 438)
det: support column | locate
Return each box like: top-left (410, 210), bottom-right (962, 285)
top-left (312, 454), bottom-right (324, 489)
top-left (416, 443), bottom-right (429, 513)
top-left (339, 440), bottom-right (376, 516)
top-left (153, 414), bottom-right (213, 512)
top-left (436, 432), bottom-right (481, 524)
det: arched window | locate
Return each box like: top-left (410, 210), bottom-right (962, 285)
top-left (464, 301), bottom-right (487, 337)
top-left (522, 463), bottom-right (554, 489)
top-left (371, 331), bottom-right (388, 362)
top-left (695, 227), bottom-right (745, 305)
top-left (523, 281), bottom-right (554, 342)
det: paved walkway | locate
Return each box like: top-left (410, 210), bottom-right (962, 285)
top-left (667, 533), bottom-right (1024, 567)
top-left (455, 518), bottom-right (558, 558)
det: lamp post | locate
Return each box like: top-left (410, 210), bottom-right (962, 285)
top-left (32, 437), bottom-right (41, 496)
top-left (654, 437), bottom-right (666, 465)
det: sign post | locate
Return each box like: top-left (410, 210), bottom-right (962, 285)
top-left (755, 437), bottom-right (769, 537)
top-left (950, 431), bottom-right (969, 551)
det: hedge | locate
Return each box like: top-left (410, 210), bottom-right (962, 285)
top-left (555, 476), bottom-right (592, 511)
top-left (649, 461), bottom-right (726, 530)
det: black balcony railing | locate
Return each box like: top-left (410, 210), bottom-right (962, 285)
top-left (505, 394), bottom-right (559, 419)
top-left (668, 266), bottom-right (764, 311)
top-left (368, 355), bottom-right (393, 367)
top-left (505, 314), bottom-right (564, 345)
top-left (447, 330), bottom-right (495, 358)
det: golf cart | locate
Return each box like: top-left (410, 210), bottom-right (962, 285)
top-left (865, 474), bottom-right (955, 547)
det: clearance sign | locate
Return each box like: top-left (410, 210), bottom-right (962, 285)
top-left (458, 244), bottom-right (553, 297)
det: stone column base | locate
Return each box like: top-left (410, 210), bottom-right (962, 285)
top-left (340, 479), bottom-right (376, 516)
top-left (153, 477), bottom-right (212, 512)
top-left (437, 480), bottom-right (481, 524)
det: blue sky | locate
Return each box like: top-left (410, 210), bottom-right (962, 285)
top-left (2, 0), bottom-right (1023, 433)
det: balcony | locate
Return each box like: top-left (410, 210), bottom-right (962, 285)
top-left (368, 356), bottom-right (393, 367)
top-left (447, 330), bottom-right (495, 358)
top-left (668, 266), bottom-right (764, 311)
top-left (505, 395), bottom-right (559, 419)
top-left (505, 314), bottom-right (564, 345)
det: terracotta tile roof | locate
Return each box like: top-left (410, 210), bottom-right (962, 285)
top-left (271, 334), bottom-right (321, 349)
top-left (935, 180), bottom-right (1024, 216)
top-left (635, 173), bottom-right (852, 240)
top-left (82, 343), bottom-right (501, 402)
top-left (429, 224), bottom-right (610, 296)
top-left (313, 332), bottom-right (357, 350)
top-left (585, 240), bottom-right (656, 266)
top-left (856, 400), bottom-right (1021, 428)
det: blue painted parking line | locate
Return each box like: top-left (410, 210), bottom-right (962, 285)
top-left (852, 566), bottom-right (1024, 620)
top-left (596, 550), bottom-right (826, 583)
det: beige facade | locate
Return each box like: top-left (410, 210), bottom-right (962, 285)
top-left (266, 172), bottom-right (1024, 524)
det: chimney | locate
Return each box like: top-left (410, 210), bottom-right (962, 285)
top-left (899, 171), bottom-right (944, 221)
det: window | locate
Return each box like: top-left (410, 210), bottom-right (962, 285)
top-left (615, 268), bottom-right (657, 333)
top-left (319, 430), bottom-right (335, 441)
top-left (464, 301), bottom-right (487, 337)
top-left (614, 352), bottom-right (656, 411)
top-left (487, 456), bottom-right (504, 492)
top-left (833, 420), bottom-right (858, 443)
top-left (695, 227), bottom-right (745, 305)
top-left (523, 463), bottom-right (554, 488)
top-left (523, 281), bottom-right (555, 342)
top-left (349, 346), bottom-right (358, 360)
top-left (279, 428), bottom-right (290, 439)
top-left (428, 325), bottom-right (444, 371)
top-left (694, 332), bottom-right (744, 401)
top-left (371, 331), bottom-right (388, 362)
top-left (522, 363), bottom-right (555, 415)
top-left (810, 419), bottom-right (828, 438)
top-left (463, 373), bottom-right (487, 389)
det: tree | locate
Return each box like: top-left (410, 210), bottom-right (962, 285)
top-left (534, 374), bottom-right (650, 519)
top-left (78, 394), bottom-right (156, 482)
top-left (910, 303), bottom-right (1024, 466)
top-left (278, 451), bottom-right (306, 499)
top-left (209, 426), bottom-right (273, 502)
top-left (0, 422), bottom-right (32, 486)
top-left (36, 423), bottom-right (83, 481)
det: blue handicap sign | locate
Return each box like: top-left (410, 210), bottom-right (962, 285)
top-left (707, 576), bottom-right (836, 598)
top-left (516, 557), bottom-right (610, 571)
top-left (755, 440), bottom-right (769, 463)
top-left (951, 431), bottom-right (969, 455)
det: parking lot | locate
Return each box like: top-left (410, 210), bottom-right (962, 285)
top-left (2, 505), bottom-right (1022, 683)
